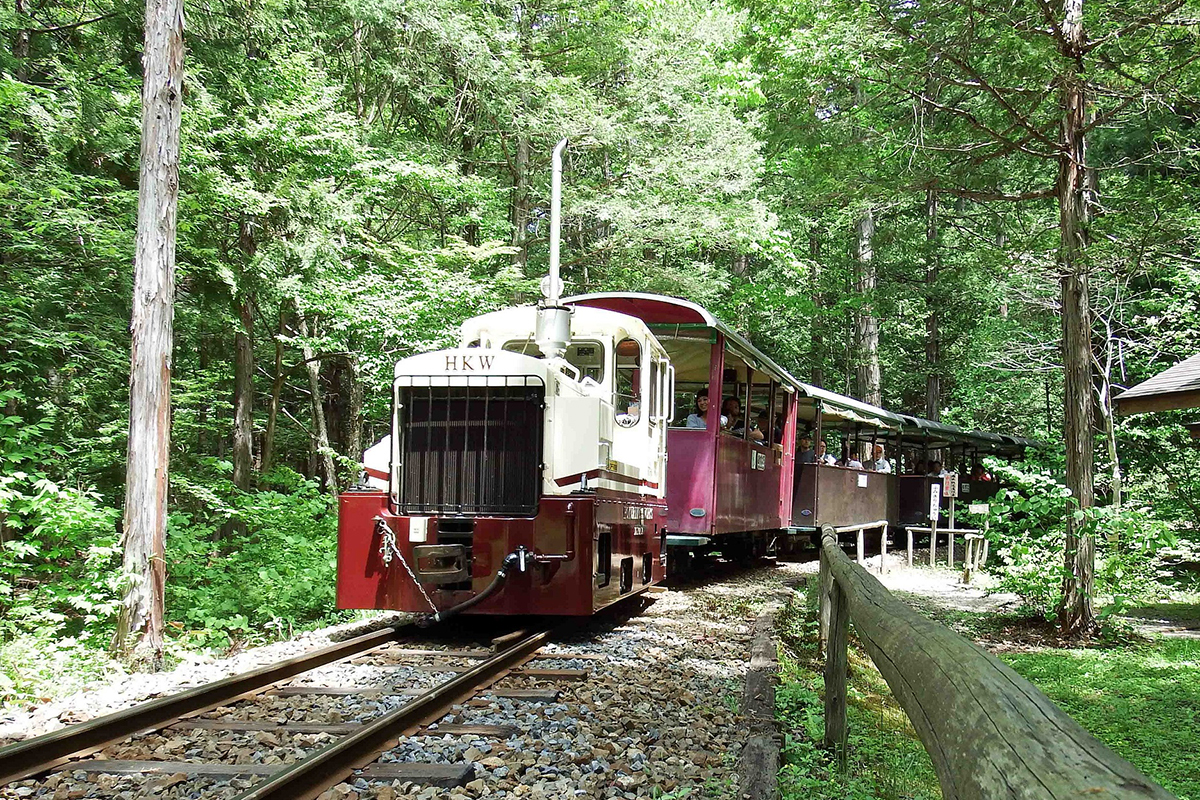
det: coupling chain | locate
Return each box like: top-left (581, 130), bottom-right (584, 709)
top-left (374, 517), bottom-right (438, 614)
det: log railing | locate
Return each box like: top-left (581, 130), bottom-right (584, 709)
top-left (816, 524), bottom-right (1174, 799)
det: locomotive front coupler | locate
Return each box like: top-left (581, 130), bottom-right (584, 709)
top-left (421, 546), bottom-right (530, 625)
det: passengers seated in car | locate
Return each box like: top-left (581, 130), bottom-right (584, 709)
top-left (753, 411), bottom-right (770, 444)
top-left (870, 444), bottom-right (892, 473)
top-left (816, 441), bottom-right (838, 465)
top-left (928, 460), bottom-right (948, 477)
top-left (721, 397), bottom-right (763, 441)
top-left (798, 435), bottom-right (816, 463)
top-left (687, 388), bottom-right (719, 429)
top-left (841, 447), bottom-right (864, 469)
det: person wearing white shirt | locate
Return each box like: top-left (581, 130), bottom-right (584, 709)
top-left (870, 443), bottom-right (892, 473)
top-left (816, 441), bottom-right (838, 465)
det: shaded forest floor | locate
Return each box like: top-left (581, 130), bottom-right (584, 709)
top-left (775, 556), bottom-right (1200, 800)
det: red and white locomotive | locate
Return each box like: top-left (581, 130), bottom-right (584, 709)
top-left (335, 298), bottom-right (674, 617)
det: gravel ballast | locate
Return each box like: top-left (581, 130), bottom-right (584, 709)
top-left (1, 564), bottom-right (802, 799)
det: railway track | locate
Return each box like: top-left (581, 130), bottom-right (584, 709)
top-left (0, 622), bottom-right (418, 787)
top-left (0, 569), bottom-right (791, 800)
top-left (0, 604), bottom-right (639, 799)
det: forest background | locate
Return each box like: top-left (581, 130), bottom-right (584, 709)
top-left (1, 0), bottom-right (1199, 699)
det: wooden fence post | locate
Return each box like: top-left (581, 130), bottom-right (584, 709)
top-left (856, 528), bottom-right (865, 565)
top-left (824, 577), bottom-right (849, 770)
top-left (818, 548), bottom-right (831, 656)
top-left (879, 522), bottom-right (888, 574)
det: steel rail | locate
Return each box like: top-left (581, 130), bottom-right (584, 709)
top-left (0, 623), bottom-right (415, 786)
top-left (231, 625), bottom-right (558, 800)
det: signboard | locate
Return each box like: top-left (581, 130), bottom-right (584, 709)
top-left (942, 472), bottom-right (960, 498)
top-left (929, 483), bottom-right (942, 521)
top-left (969, 503), bottom-right (989, 515)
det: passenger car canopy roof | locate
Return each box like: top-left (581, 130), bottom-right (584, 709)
top-left (889, 414), bottom-right (1045, 453)
top-left (565, 292), bottom-right (905, 430)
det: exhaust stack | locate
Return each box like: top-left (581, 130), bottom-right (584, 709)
top-left (536, 138), bottom-right (571, 360)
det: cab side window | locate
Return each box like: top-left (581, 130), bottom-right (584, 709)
top-left (615, 338), bottom-right (642, 426)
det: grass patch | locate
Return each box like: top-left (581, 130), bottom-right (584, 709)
top-left (775, 588), bottom-right (941, 800)
top-left (1002, 639), bottom-right (1200, 800)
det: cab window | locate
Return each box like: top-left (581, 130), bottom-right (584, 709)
top-left (615, 338), bottom-right (641, 426)
top-left (503, 337), bottom-right (540, 356)
top-left (566, 342), bottom-right (605, 383)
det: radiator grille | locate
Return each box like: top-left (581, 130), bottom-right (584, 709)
top-left (393, 378), bottom-right (544, 516)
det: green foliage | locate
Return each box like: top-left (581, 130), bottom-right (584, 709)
top-left (1004, 639), bottom-right (1200, 800)
top-left (775, 594), bottom-right (941, 800)
top-left (165, 468), bottom-right (341, 649)
top-left (980, 460), bottom-right (1177, 619)
top-left (0, 480), bottom-right (121, 638)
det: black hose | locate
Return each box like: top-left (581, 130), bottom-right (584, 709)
top-left (423, 549), bottom-right (525, 625)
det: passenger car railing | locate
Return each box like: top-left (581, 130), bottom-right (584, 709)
top-left (816, 524), bottom-right (1174, 799)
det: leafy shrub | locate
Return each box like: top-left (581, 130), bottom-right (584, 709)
top-left (978, 459), bottom-right (1176, 619)
top-left (165, 467), bottom-right (341, 649)
top-left (0, 479), bottom-right (121, 640)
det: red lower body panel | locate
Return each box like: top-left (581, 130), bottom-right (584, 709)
top-left (336, 490), bottom-right (666, 616)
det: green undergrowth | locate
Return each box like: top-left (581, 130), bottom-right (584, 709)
top-left (1002, 640), bottom-right (1200, 800)
top-left (864, 587), bottom-right (1198, 800)
top-left (0, 467), bottom-right (354, 708)
top-left (775, 585), bottom-right (941, 800)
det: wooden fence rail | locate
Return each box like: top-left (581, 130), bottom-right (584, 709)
top-left (816, 525), bottom-right (1174, 799)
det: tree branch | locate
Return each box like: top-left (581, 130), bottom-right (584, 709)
top-left (877, 12), bottom-right (1061, 151)
top-left (1032, 0), bottom-right (1070, 48)
top-left (1083, 48), bottom-right (1200, 134)
top-left (29, 11), bottom-right (119, 34)
top-left (1084, 0), bottom-right (1187, 53)
top-left (942, 186), bottom-right (1055, 202)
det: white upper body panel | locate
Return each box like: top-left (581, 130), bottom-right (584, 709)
top-left (381, 305), bottom-right (672, 502)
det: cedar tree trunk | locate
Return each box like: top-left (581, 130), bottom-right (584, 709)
top-left (116, 0), bottom-right (184, 662)
top-left (297, 308), bottom-right (338, 495)
top-left (854, 210), bottom-right (881, 407)
top-left (925, 188), bottom-right (941, 421)
top-left (1056, 0), bottom-right (1097, 636)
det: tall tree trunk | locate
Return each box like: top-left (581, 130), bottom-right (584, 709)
top-left (853, 210), bottom-right (881, 407)
top-left (325, 358), bottom-right (343, 454)
top-left (296, 308), bottom-right (338, 496)
top-left (344, 351), bottom-right (364, 467)
top-left (809, 235), bottom-right (824, 388)
top-left (223, 296), bottom-right (254, 539)
top-left (232, 297), bottom-right (254, 492)
top-left (925, 188), bottom-right (941, 421)
top-left (1096, 341), bottom-right (1122, 509)
top-left (461, 133), bottom-right (479, 246)
top-left (116, 0), bottom-right (183, 663)
top-left (261, 308), bottom-right (286, 473)
top-left (197, 322), bottom-right (210, 453)
top-left (1056, 0), bottom-right (1096, 636)
top-left (510, 136), bottom-right (530, 272)
top-left (11, 0), bottom-right (29, 162)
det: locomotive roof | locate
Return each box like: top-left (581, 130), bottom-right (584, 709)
top-left (462, 303), bottom-right (661, 344)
